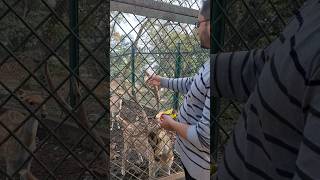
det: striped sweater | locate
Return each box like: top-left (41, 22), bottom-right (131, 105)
top-left (215, 0), bottom-right (320, 179)
top-left (160, 60), bottom-right (210, 180)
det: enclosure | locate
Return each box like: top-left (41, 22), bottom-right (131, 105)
top-left (110, 0), bottom-right (306, 179)
top-left (0, 0), bottom-right (306, 179)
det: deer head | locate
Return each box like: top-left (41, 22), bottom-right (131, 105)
top-left (16, 89), bottom-right (47, 119)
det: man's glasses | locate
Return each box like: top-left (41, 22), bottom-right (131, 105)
top-left (195, 19), bottom-right (210, 28)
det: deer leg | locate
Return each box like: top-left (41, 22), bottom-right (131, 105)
top-left (116, 121), bottom-right (121, 130)
top-left (147, 147), bottom-right (157, 179)
top-left (121, 140), bottom-right (128, 176)
top-left (18, 122), bottom-right (38, 180)
top-left (115, 114), bottom-right (121, 130)
top-left (110, 112), bottom-right (115, 131)
top-left (162, 165), bottom-right (171, 176)
top-left (110, 121), bottom-right (114, 131)
top-left (148, 160), bottom-right (158, 179)
top-left (137, 152), bottom-right (144, 164)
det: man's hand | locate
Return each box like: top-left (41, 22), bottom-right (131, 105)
top-left (158, 114), bottom-right (176, 131)
top-left (157, 114), bottom-right (189, 140)
top-left (145, 72), bottom-right (161, 87)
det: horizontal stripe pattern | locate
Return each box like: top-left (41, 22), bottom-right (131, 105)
top-left (216, 1), bottom-right (320, 179)
top-left (160, 60), bottom-right (210, 179)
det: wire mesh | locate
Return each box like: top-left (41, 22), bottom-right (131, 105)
top-left (110, 0), bottom-right (209, 179)
top-left (0, 0), bottom-right (308, 179)
top-left (0, 0), bottom-right (108, 179)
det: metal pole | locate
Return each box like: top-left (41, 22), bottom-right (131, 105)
top-left (211, 0), bottom-right (225, 163)
top-left (69, 0), bottom-right (79, 108)
top-left (131, 46), bottom-right (136, 97)
top-left (173, 42), bottom-right (181, 110)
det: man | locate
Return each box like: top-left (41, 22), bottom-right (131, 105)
top-left (212, 0), bottom-right (320, 179)
top-left (146, 1), bottom-right (211, 179)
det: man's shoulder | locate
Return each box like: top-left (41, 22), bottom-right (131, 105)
top-left (193, 60), bottom-right (210, 88)
top-left (199, 59), bottom-right (210, 77)
top-left (197, 59), bottom-right (210, 74)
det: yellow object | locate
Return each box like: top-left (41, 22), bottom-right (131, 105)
top-left (156, 108), bottom-right (177, 119)
top-left (210, 163), bottom-right (217, 174)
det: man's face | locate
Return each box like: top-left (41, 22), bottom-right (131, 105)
top-left (197, 15), bottom-right (210, 49)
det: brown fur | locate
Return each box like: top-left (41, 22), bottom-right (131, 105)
top-left (110, 83), bottom-right (173, 178)
top-left (148, 129), bottom-right (175, 175)
top-left (117, 115), bottom-right (174, 178)
top-left (0, 90), bottom-right (46, 180)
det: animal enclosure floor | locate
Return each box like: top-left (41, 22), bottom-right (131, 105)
top-left (0, 127), bottom-right (108, 180)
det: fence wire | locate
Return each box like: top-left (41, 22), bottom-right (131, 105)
top-left (110, 0), bottom-right (209, 179)
top-left (0, 0), bottom-right (108, 179)
top-left (0, 0), bottom-right (307, 179)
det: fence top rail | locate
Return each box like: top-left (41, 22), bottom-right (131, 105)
top-left (110, 0), bottom-right (199, 24)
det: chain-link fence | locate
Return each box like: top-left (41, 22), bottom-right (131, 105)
top-left (0, 0), bottom-right (108, 179)
top-left (110, 0), bottom-right (209, 179)
top-left (0, 0), bottom-right (308, 179)
top-left (210, 0), bottom-right (306, 174)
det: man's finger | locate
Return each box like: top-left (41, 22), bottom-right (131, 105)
top-left (145, 76), bottom-right (151, 83)
top-left (161, 114), bottom-right (170, 119)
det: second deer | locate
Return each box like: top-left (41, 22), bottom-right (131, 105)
top-left (0, 89), bottom-right (47, 180)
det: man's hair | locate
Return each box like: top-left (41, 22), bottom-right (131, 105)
top-left (200, 0), bottom-right (210, 20)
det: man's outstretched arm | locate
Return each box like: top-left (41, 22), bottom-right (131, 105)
top-left (212, 49), bottom-right (267, 102)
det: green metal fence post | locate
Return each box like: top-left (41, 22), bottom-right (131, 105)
top-left (211, 0), bottom-right (226, 162)
top-left (173, 42), bottom-right (181, 110)
top-left (69, 0), bottom-right (79, 108)
top-left (131, 45), bottom-right (136, 97)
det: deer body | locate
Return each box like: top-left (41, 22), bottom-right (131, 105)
top-left (110, 93), bottom-right (174, 178)
top-left (0, 91), bottom-right (46, 180)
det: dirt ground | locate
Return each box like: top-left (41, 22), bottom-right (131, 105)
top-left (0, 126), bottom-right (108, 180)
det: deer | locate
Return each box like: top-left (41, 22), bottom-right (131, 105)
top-left (0, 89), bottom-right (47, 180)
top-left (43, 58), bottom-right (108, 164)
top-left (110, 78), bottom-right (174, 179)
